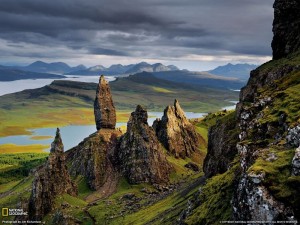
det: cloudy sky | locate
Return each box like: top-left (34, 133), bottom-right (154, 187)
top-left (0, 0), bottom-right (274, 70)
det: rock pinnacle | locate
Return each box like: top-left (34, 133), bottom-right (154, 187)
top-left (94, 75), bottom-right (117, 130)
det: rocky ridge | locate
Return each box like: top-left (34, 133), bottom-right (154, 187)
top-left (28, 128), bottom-right (77, 220)
top-left (153, 99), bottom-right (201, 159)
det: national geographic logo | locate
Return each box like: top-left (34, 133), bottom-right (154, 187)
top-left (2, 208), bottom-right (8, 216)
top-left (1, 208), bottom-right (28, 216)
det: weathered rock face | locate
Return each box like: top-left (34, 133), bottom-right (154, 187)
top-left (233, 174), bottom-right (294, 221)
top-left (272, 0), bottom-right (300, 59)
top-left (116, 105), bottom-right (172, 184)
top-left (28, 129), bottom-right (77, 220)
top-left (94, 75), bottom-right (116, 130)
top-left (203, 112), bottom-right (238, 177)
top-left (286, 125), bottom-right (300, 148)
top-left (292, 147), bottom-right (300, 176)
top-left (153, 99), bottom-right (201, 159)
top-left (66, 129), bottom-right (122, 190)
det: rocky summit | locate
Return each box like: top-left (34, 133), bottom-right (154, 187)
top-left (153, 99), bottom-right (201, 159)
top-left (28, 128), bottom-right (77, 220)
top-left (116, 105), bottom-right (172, 184)
top-left (272, 0), bottom-right (300, 59)
top-left (94, 75), bottom-right (116, 130)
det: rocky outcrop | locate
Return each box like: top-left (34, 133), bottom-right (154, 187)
top-left (272, 0), bottom-right (300, 59)
top-left (292, 147), bottom-right (300, 176)
top-left (286, 125), bottom-right (300, 148)
top-left (239, 65), bottom-right (300, 103)
top-left (233, 174), bottom-right (294, 222)
top-left (28, 128), bottom-right (77, 220)
top-left (153, 99), bottom-right (201, 159)
top-left (116, 105), bottom-right (172, 184)
top-left (203, 112), bottom-right (238, 177)
top-left (66, 129), bottom-right (122, 190)
top-left (94, 75), bottom-right (116, 130)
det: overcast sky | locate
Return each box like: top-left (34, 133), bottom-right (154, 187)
top-left (0, 0), bottom-right (274, 70)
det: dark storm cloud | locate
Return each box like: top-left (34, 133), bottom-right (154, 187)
top-left (0, 0), bottom-right (274, 60)
top-left (88, 47), bottom-right (129, 56)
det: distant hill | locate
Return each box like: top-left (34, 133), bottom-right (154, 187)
top-left (66, 62), bottom-right (179, 75)
top-left (14, 61), bottom-right (87, 74)
top-left (125, 62), bottom-right (179, 74)
top-left (0, 65), bottom-right (64, 81)
top-left (150, 70), bottom-right (245, 90)
top-left (66, 64), bottom-right (134, 75)
top-left (208, 63), bottom-right (257, 81)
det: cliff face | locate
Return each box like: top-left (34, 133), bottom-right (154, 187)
top-left (116, 105), bottom-right (172, 184)
top-left (153, 99), bottom-right (201, 159)
top-left (198, 1), bottom-right (300, 223)
top-left (28, 129), bottom-right (77, 220)
top-left (94, 75), bottom-right (116, 130)
top-left (203, 112), bottom-right (238, 178)
top-left (272, 0), bottom-right (300, 59)
top-left (66, 129), bottom-right (122, 190)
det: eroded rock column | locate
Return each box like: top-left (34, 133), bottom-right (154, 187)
top-left (94, 75), bottom-right (116, 130)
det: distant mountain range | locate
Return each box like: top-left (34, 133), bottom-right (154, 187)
top-left (208, 63), bottom-right (257, 81)
top-left (0, 60), bottom-right (256, 83)
top-left (150, 70), bottom-right (244, 90)
top-left (13, 61), bottom-right (87, 74)
top-left (66, 62), bottom-right (179, 75)
top-left (0, 65), bottom-right (64, 81)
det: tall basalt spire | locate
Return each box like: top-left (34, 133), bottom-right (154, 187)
top-left (50, 127), bottom-right (64, 153)
top-left (94, 75), bottom-right (116, 130)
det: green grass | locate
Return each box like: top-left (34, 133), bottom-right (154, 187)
top-left (0, 176), bottom-right (33, 220)
top-left (152, 86), bottom-right (175, 93)
top-left (248, 147), bottom-right (300, 209)
top-left (185, 163), bottom-right (240, 225)
top-left (76, 175), bottom-right (93, 199)
top-left (0, 180), bottom-right (21, 194)
top-left (258, 50), bottom-right (300, 72)
top-left (257, 70), bottom-right (300, 128)
top-left (0, 153), bottom-right (48, 184)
